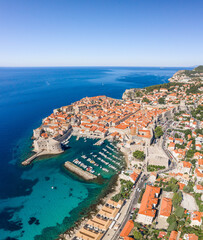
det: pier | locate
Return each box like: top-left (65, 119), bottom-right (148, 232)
top-left (94, 138), bottom-right (105, 146)
top-left (22, 151), bottom-right (43, 166)
top-left (64, 161), bottom-right (97, 181)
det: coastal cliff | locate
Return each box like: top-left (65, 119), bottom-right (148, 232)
top-left (168, 65), bottom-right (203, 83)
top-left (122, 88), bottom-right (143, 102)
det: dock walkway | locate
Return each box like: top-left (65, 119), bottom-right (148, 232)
top-left (64, 161), bottom-right (97, 181)
top-left (94, 138), bottom-right (105, 146)
top-left (22, 151), bottom-right (43, 165)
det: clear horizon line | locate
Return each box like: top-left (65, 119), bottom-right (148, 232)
top-left (0, 65), bottom-right (197, 68)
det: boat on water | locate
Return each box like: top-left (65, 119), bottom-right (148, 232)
top-left (106, 145), bottom-right (112, 150)
top-left (61, 139), bottom-right (69, 146)
top-left (71, 159), bottom-right (98, 176)
top-left (87, 158), bottom-right (99, 167)
top-left (108, 164), bottom-right (117, 170)
top-left (100, 159), bottom-right (109, 165)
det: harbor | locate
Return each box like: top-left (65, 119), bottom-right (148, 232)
top-left (21, 132), bottom-right (124, 181)
top-left (65, 137), bottom-right (124, 179)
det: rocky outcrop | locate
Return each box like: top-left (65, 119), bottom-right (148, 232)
top-left (168, 70), bottom-right (192, 83)
top-left (169, 66), bottom-right (203, 83)
top-left (122, 88), bottom-right (142, 101)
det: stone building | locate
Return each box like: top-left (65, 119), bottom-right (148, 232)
top-left (33, 137), bottom-right (63, 154)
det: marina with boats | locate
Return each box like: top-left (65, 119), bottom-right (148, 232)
top-left (65, 137), bottom-right (125, 180)
top-left (22, 132), bottom-right (124, 181)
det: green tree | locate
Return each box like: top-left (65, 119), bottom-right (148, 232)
top-left (158, 97), bottom-right (165, 104)
top-left (175, 143), bottom-right (185, 149)
top-left (186, 150), bottom-right (196, 159)
top-left (133, 150), bottom-right (145, 160)
top-left (183, 185), bottom-right (190, 193)
top-left (184, 129), bottom-right (192, 139)
top-left (136, 91), bottom-right (143, 97)
top-left (143, 97), bottom-right (150, 103)
top-left (133, 230), bottom-right (143, 240)
top-left (167, 221), bottom-right (178, 232)
top-left (183, 181), bottom-right (194, 193)
top-left (165, 185), bottom-right (172, 192)
top-left (155, 126), bottom-right (164, 138)
top-left (170, 178), bottom-right (178, 185)
top-left (172, 192), bottom-right (183, 208)
top-left (172, 184), bottom-right (179, 193)
top-left (174, 133), bottom-right (181, 138)
top-left (174, 206), bottom-right (185, 218)
top-left (196, 128), bottom-right (203, 135)
top-left (167, 214), bottom-right (176, 224)
top-left (191, 159), bottom-right (196, 166)
top-left (112, 193), bottom-right (122, 202)
top-left (191, 105), bottom-right (203, 121)
top-left (126, 181), bottom-right (134, 190)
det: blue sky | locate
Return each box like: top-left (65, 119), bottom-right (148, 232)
top-left (0, 0), bottom-right (202, 67)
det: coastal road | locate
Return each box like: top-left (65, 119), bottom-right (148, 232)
top-left (109, 175), bottom-right (147, 240)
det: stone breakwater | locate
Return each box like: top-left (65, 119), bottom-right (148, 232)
top-left (64, 161), bottom-right (97, 181)
top-left (21, 149), bottom-right (63, 166)
top-left (21, 152), bottom-right (41, 165)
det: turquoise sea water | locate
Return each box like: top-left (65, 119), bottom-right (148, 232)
top-left (0, 136), bottom-right (122, 240)
top-left (0, 67), bottom-right (191, 240)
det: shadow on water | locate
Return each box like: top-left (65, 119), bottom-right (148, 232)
top-left (0, 206), bottom-right (23, 232)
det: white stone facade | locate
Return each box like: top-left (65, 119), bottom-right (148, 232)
top-left (33, 138), bottom-right (63, 154)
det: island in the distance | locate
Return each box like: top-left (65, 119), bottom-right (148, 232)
top-left (22, 66), bottom-right (203, 240)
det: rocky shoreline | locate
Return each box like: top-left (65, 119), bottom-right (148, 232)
top-left (57, 174), bottom-right (121, 240)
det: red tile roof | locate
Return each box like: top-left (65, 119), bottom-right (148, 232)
top-left (120, 220), bottom-right (134, 238)
top-left (138, 185), bottom-right (160, 217)
top-left (169, 231), bottom-right (178, 240)
top-left (160, 197), bottom-right (172, 217)
top-left (178, 182), bottom-right (185, 190)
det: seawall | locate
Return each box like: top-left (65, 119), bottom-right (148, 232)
top-left (64, 161), bottom-right (97, 181)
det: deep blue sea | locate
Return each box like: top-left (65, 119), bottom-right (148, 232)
top-left (0, 67), bottom-right (191, 240)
